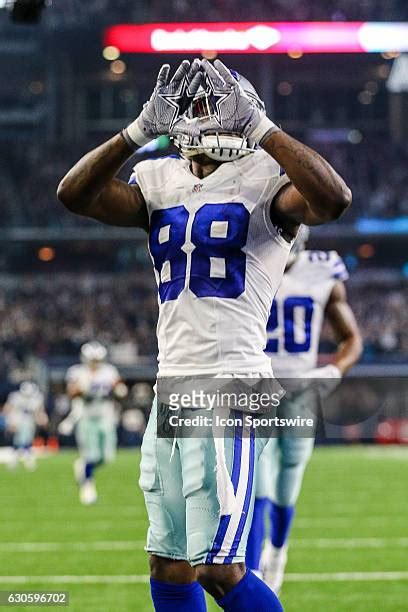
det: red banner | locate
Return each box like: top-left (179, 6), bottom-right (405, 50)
top-left (104, 22), bottom-right (408, 54)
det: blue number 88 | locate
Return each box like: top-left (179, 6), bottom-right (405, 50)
top-left (149, 203), bottom-right (250, 302)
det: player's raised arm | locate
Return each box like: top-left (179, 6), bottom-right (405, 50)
top-left (66, 379), bottom-right (85, 400)
top-left (324, 280), bottom-right (363, 375)
top-left (261, 132), bottom-right (351, 226)
top-left (57, 133), bottom-right (148, 228)
top-left (57, 60), bottom-right (202, 228)
top-left (200, 59), bottom-right (351, 228)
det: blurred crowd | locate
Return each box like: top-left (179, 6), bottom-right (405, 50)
top-left (0, 274), bottom-right (157, 365)
top-left (348, 285), bottom-right (408, 357)
top-left (149, 0), bottom-right (408, 23)
top-left (50, 0), bottom-right (408, 24)
top-left (316, 139), bottom-right (408, 221)
top-left (3, 138), bottom-right (408, 228)
top-left (0, 273), bottom-right (407, 366)
top-left (6, 144), bottom-right (95, 229)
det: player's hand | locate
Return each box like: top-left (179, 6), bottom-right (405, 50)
top-left (58, 419), bottom-right (74, 436)
top-left (302, 364), bottom-right (342, 379)
top-left (167, 114), bottom-right (202, 146)
top-left (301, 364), bottom-right (342, 399)
top-left (200, 59), bottom-right (279, 144)
top-left (124, 59), bottom-right (203, 148)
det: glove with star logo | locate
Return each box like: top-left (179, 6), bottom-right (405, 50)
top-left (199, 58), bottom-right (280, 145)
top-left (123, 59), bottom-right (203, 148)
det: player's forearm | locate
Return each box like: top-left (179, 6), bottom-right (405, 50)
top-left (57, 133), bottom-right (133, 212)
top-left (332, 334), bottom-right (363, 375)
top-left (261, 130), bottom-right (352, 221)
top-left (67, 382), bottom-right (86, 399)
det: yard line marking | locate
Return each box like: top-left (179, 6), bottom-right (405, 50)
top-left (0, 576), bottom-right (150, 584)
top-left (285, 572), bottom-right (408, 583)
top-left (0, 541), bottom-right (146, 553)
top-left (295, 516), bottom-right (408, 528)
top-left (359, 448), bottom-right (408, 459)
top-left (2, 537), bottom-right (408, 553)
top-left (291, 537), bottom-right (408, 549)
top-left (1, 572), bottom-right (408, 584)
top-left (0, 509), bottom-right (145, 516)
top-left (0, 521), bottom-right (138, 531)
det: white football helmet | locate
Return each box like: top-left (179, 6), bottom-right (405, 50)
top-left (19, 381), bottom-right (40, 397)
top-left (80, 341), bottom-right (107, 364)
top-left (174, 69), bottom-right (266, 162)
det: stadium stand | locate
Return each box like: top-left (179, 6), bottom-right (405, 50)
top-left (2, 138), bottom-right (408, 227)
top-left (0, 273), bottom-right (407, 365)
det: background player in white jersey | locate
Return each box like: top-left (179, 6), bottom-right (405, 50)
top-left (58, 341), bottom-right (127, 505)
top-left (246, 228), bottom-right (363, 593)
top-left (3, 381), bottom-right (48, 471)
top-left (58, 58), bottom-right (351, 611)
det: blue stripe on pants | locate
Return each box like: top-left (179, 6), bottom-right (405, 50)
top-left (205, 419), bottom-right (243, 564)
top-left (223, 427), bottom-right (255, 564)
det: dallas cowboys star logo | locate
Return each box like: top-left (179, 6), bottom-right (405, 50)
top-left (202, 73), bottom-right (238, 130)
top-left (158, 72), bottom-right (202, 130)
top-left (158, 87), bottom-right (185, 131)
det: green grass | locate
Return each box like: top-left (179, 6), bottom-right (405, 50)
top-left (1, 446), bottom-right (408, 611)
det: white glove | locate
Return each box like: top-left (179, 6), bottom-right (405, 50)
top-left (199, 59), bottom-right (280, 145)
top-left (124, 59), bottom-right (203, 148)
top-left (301, 364), bottom-right (342, 399)
top-left (302, 364), bottom-right (342, 380)
top-left (57, 418), bottom-right (74, 436)
top-left (57, 402), bottom-right (84, 436)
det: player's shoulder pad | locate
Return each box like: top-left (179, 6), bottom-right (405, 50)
top-left (7, 391), bottom-right (19, 404)
top-left (103, 363), bottom-right (120, 377)
top-left (237, 149), bottom-right (290, 208)
top-left (128, 155), bottom-right (182, 186)
top-left (304, 250), bottom-right (349, 282)
top-left (65, 364), bottom-right (82, 381)
top-left (238, 148), bottom-right (281, 179)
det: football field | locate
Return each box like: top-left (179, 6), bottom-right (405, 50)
top-left (1, 446), bottom-right (407, 611)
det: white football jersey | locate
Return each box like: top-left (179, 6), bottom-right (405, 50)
top-left (132, 149), bottom-right (292, 376)
top-left (66, 363), bottom-right (120, 419)
top-left (6, 389), bottom-right (44, 427)
top-left (266, 250), bottom-right (349, 377)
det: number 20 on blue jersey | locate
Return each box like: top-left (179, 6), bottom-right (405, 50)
top-left (149, 203), bottom-right (250, 302)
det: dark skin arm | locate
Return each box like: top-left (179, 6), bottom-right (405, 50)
top-left (324, 281), bottom-right (363, 375)
top-left (57, 124), bottom-right (350, 234)
top-left (262, 130), bottom-right (352, 234)
top-left (57, 133), bottom-right (149, 230)
top-left (66, 381), bottom-right (85, 400)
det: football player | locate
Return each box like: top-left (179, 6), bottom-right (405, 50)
top-left (57, 59), bottom-right (351, 611)
top-left (246, 227), bottom-right (362, 593)
top-left (58, 341), bottom-right (127, 505)
top-left (4, 381), bottom-right (48, 471)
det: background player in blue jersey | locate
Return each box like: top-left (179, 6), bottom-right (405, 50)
top-left (57, 59), bottom-right (351, 612)
top-left (246, 228), bottom-right (363, 593)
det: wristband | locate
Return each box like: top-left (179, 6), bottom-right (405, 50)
top-left (321, 364), bottom-right (342, 379)
top-left (303, 364), bottom-right (342, 379)
top-left (121, 129), bottom-right (139, 151)
top-left (246, 115), bottom-right (280, 145)
top-left (124, 118), bottom-right (152, 148)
